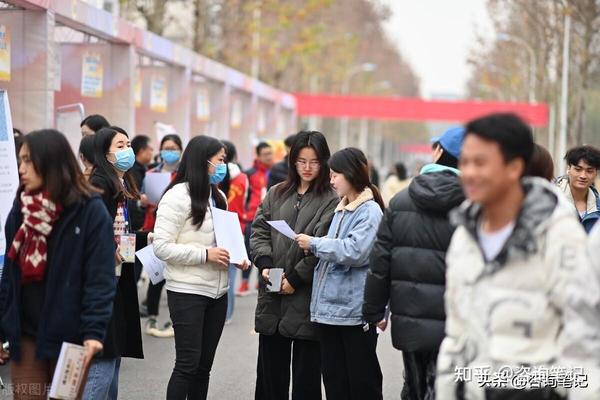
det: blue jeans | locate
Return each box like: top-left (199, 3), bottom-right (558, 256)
top-left (83, 357), bottom-right (121, 400)
top-left (226, 264), bottom-right (237, 321)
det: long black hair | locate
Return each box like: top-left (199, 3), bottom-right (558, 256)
top-left (21, 130), bottom-right (97, 206)
top-left (329, 148), bottom-right (385, 211)
top-left (164, 135), bottom-right (227, 228)
top-left (92, 126), bottom-right (140, 200)
top-left (221, 140), bottom-right (239, 197)
top-left (276, 130), bottom-right (332, 196)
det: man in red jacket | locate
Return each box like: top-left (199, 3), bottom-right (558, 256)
top-left (238, 142), bottom-right (274, 295)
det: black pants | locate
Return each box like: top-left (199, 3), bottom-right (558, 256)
top-left (166, 290), bottom-right (227, 400)
top-left (401, 351), bottom-right (438, 400)
top-left (255, 330), bottom-right (322, 400)
top-left (318, 323), bottom-right (383, 400)
top-left (147, 279), bottom-right (166, 316)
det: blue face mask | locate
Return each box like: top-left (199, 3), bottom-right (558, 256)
top-left (161, 150), bottom-right (181, 165)
top-left (109, 147), bottom-right (135, 172)
top-left (208, 161), bottom-right (227, 185)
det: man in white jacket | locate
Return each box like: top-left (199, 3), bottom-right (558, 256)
top-left (436, 113), bottom-right (600, 399)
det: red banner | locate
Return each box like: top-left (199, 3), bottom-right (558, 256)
top-left (295, 93), bottom-right (549, 127)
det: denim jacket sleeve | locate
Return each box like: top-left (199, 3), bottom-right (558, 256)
top-left (310, 204), bottom-right (382, 267)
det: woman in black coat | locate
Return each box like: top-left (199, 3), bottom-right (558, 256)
top-left (363, 128), bottom-right (466, 400)
top-left (84, 126), bottom-right (144, 399)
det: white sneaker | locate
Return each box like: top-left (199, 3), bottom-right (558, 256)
top-left (145, 318), bottom-right (174, 338)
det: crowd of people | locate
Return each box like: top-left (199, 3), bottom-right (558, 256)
top-left (2, 111), bottom-right (600, 400)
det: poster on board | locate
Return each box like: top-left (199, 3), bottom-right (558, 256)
top-left (81, 53), bottom-right (104, 98)
top-left (230, 98), bottom-right (243, 129)
top-left (0, 25), bottom-right (11, 82)
top-left (150, 75), bottom-right (168, 113)
top-left (196, 88), bottom-right (210, 121)
top-left (0, 90), bottom-right (19, 276)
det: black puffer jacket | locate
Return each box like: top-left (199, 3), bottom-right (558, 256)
top-left (363, 169), bottom-right (465, 352)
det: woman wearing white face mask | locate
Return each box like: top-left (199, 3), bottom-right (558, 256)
top-left (84, 126), bottom-right (144, 400)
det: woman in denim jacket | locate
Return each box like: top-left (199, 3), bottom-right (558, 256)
top-left (296, 147), bottom-right (385, 400)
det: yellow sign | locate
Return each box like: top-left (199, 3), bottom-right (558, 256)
top-left (150, 75), bottom-right (168, 113)
top-left (0, 25), bottom-right (11, 82)
top-left (81, 53), bottom-right (103, 98)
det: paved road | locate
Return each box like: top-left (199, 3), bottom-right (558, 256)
top-left (1, 275), bottom-right (404, 399)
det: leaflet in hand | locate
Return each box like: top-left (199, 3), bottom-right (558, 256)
top-left (267, 220), bottom-right (297, 240)
top-left (49, 342), bottom-right (88, 400)
top-left (211, 207), bottom-right (249, 265)
top-left (144, 172), bottom-right (171, 205)
top-left (136, 244), bottom-right (166, 285)
top-left (117, 234), bottom-right (136, 264)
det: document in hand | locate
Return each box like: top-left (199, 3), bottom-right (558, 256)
top-left (136, 244), bottom-right (167, 285)
top-left (267, 220), bottom-right (297, 240)
top-left (211, 207), bottom-right (249, 265)
top-left (144, 172), bottom-right (171, 205)
top-left (49, 342), bottom-right (88, 400)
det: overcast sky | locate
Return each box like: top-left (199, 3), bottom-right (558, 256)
top-left (380, 0), bottom-right (494, 99)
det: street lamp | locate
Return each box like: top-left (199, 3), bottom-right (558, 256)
top-left (497, 33), bottom-right (537, 103)
top-left (557, 4), bottom-right (571, 172)
top-left (340, 62), bottom-right (377, 149)
top-left (341, 63), bottom-right (377, 94)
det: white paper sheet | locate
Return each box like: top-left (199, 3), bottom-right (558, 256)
top-left (0, 91), bottom-right (19, 280)
top-left (135, 244), bottom-right (166, 285)
top-left (49, 342), bottom-right (87, 400)
top-left (144, 172), bottom-right (171, 205)
top-left (267, 220), bottom-right (297, 240)
top-left (211, 207), bottom-right (249, 265)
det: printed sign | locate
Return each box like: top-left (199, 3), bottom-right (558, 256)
top-left (81, 53), bottom-right (103, 98)
top-left (0, 25), bottom-right (11, 82)
top-left (196, 88), bottom-right (210, 121)
top-left (150, 75), bottom-right (168, 113)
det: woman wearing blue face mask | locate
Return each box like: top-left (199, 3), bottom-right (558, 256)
top-left (140, 134), bottom-right (184, 338)
top-left (153, 135), bottom-right (249, 400)
top-left (84, 126), bottom-right (144, 400)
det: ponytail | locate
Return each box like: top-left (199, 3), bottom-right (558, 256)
top-left (369, 183), bottom-right (385, 211)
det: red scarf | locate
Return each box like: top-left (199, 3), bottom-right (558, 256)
top-left (7, 191), bottom-right (62, 285)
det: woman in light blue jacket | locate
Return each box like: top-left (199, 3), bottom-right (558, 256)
top-left (296, 147), bottom-right (385, 400)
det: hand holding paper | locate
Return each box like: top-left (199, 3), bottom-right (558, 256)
top-left (83, 339), bottom-right (103, 366)
top-left (295, 234), bottom-right (312, 251)
top-left (50, 342), bottom-right (89, 400)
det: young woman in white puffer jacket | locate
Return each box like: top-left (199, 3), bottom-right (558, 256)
top-left (153, 135), bottom-right (249, 400)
